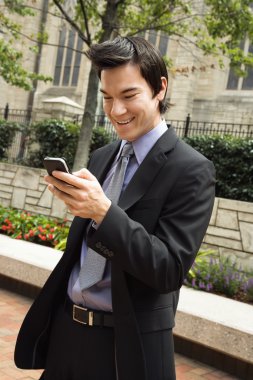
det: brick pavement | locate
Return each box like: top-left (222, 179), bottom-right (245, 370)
top-left (0, 288), bottom-right (239, 380)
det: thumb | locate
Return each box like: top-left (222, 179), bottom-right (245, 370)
top-left (73, 168), bottom-right (97, 181)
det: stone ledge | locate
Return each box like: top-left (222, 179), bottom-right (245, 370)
top-left (0, 234), bottom-right (253, 365)
top-left (175, 287), bottom-right (253, 364)
top-left (219, 198), bottom-right (253, 214)
top-left (0, 234), bottom-right (62, 287)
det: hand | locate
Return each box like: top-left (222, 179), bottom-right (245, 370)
top-left (45, 169), bottom-right (111, 223)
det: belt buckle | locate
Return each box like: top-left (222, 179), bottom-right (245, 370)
top-left (73, 304), bottom-right (94, 326)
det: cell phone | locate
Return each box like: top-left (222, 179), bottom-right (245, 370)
top-left (43, 157), bottom-right (72, 176)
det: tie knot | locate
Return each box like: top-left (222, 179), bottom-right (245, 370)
top-left (121, 142), bottom-right (134, 158)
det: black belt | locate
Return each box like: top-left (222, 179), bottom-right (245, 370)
top-left (65, 297), bottom-right (114, 328)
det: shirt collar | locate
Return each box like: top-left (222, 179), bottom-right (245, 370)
top-left (119, 119), bottom-right (168, 165)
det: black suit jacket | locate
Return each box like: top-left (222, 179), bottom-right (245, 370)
top-left (15, 126), bottom-right (215, 380)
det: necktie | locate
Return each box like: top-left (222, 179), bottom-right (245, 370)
top-left (79, 142), bottom-right (134, 290)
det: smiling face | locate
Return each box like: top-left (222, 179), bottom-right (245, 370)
top-left (100, 63), bottom-right (167, 141)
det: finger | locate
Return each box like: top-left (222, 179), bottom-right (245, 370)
top-left (50, 171), bottom-right (85, 188)
top-left (44, 174), bottom-right (52, 183)
top-left (46, 176), bottom-right (78, 198)
top-left (45, 174), bottom-right (80, 195)
top-left (47, 184), bottom-right (54, 193)
top-left (51, 170), bottom-right (97, 191)
top-left (45, 174), bottom-right (73, 188)
top-left (53, 170), bottom-right (101, 195)
top-left (48, 184), bottom-right (77, 206)
top-left (47, 183), bottom-right (67, 198)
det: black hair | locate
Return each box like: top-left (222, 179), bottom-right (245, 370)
top-left (87, 36), bottom-right (169, 114)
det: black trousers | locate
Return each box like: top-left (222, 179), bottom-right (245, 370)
top-left (40, 303), bottom-right (176, 380)
top-left (41, 303), bottom-right (117, 380)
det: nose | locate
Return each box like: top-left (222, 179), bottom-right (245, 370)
top-left (110, 99), bottom-right (127, 117)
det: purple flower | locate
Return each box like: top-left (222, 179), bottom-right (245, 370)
top-left (245, 278), bottom-right (253, 290)
top-left (199, 281), bottom-right (206, 289)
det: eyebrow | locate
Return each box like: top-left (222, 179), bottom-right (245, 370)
top-left (100, 87), bottom-right (139, 95)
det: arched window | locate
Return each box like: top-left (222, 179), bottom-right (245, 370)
top-left (53, 26), bottom-right (83, 87)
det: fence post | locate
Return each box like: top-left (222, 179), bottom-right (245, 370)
top-left (4, 103), bottom-right (9, 120)
top-left (184, 113), bottom-right (191, 138)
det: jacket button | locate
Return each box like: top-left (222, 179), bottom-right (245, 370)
top-left (95, 242), bottom-right (102, 249)
top-left (108, 251), bottom-right (114, 258)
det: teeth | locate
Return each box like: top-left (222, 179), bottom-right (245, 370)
top-left (117, 118), bottom-right (133, 125)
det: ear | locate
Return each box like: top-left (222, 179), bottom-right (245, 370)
top-left (157, 77), bottom-right (167, 101)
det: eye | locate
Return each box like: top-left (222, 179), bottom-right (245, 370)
top-left (125, 94), bottom-right (136, 99)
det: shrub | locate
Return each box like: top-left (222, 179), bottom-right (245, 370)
top-left (24, 120), bottom-right (113, 169)
top-left (184, 135), bottom-right (253, 202)
top-left (90, 127), bottom-right (112, 154)
top-left (185, 254), bottom-right (251, 301)
top-left (25, 119), bottom-right (80, 169)
top-left (188, 248), bottom-right (217, 278)
top-left (0, 119), bottom-right (20, 160)
top-left (0, 205), bottom-right (69, 248)
top-left (245, 277), bottom-right (253, 301)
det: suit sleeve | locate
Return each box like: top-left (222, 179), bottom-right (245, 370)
top-left (87, 158), bottom-right (215, 293)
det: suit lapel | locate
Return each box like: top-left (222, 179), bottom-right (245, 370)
top-left (89, 126), bottom-right (178, 211)
top-left (89, 140), bottom-right (121, 183)
top-left (119, 126), bottom-right (178, 210)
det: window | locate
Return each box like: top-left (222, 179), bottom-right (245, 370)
top-left (158, 33), bottom-right (169, 56)
top-left (141, 30), bottom-right (169, 56)
top-left (147, 31), bottom-right (157, 46)
top-left (53, 26), bottom-right (83, 87)
top-left (242, 42), bottom-right (253, 90)
top-left (227, 0), bottom-right (253, 91)
top-left (227, 38), bottom-right (253, 91)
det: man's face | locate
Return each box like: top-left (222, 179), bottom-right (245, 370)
top-left (100, 63), bottom-right (167, 141)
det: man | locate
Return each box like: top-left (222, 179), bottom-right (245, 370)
top-left (15, 36), bottom-right (215, 380)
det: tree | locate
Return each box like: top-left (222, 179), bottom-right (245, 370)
top-left (0, 1), bottom-right (52, 90)
top-left (2, 0), bottom-right (253, 168)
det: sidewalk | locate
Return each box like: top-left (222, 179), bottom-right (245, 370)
top-left (0, 288), bottom-right (239, 380)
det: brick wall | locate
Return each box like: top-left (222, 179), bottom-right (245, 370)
top-left (0, 162), bottom-right (72, 220)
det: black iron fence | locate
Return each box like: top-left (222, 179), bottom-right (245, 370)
top-left (171, 115), bottom-right (253, 139)
top-left (0, 104), bottom-right (32, 125)
top-left (1, 104), bottom-right (253, 139)
top-left (1, 104), bottom-right (253, 163)
top-left (70, 113), bottom-right (253, 139)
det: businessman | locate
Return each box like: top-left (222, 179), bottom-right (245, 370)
top-left (15, 36), bottom-right (215, 380)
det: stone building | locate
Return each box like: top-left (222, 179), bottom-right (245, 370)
top-left (1, 0), bottom-right (253, 125)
